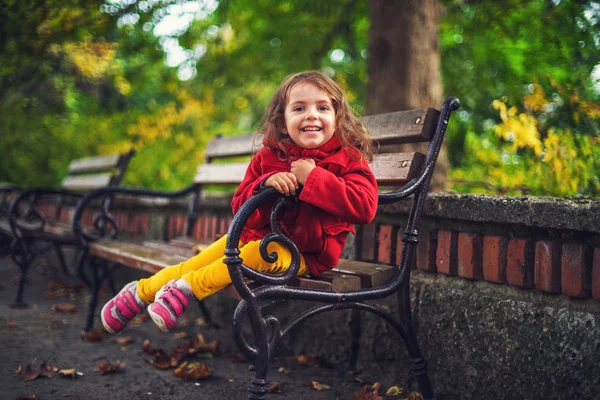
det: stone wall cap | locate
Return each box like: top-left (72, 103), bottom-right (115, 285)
top-left (379, 192), bottom-right (600, 233)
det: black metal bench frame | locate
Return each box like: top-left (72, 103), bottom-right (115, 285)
top-left (70, 98), bottom-right (459, 399)
top-left (5, 150), bottom-right (136, 307)
top-left (224, 98), bottom-right (459, 399)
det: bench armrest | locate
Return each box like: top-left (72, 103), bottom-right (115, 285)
top-left (72, 184), bottom-right (198, 247)
top-left (8, 187), bottom-right (87, 237)
top-left (223, 187), bottom-right (306, 294)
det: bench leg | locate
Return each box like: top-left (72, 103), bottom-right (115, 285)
top-left (196, 299), bottom-right (221, 328)
top-left (243, 304), bottom-right (271, 399)
top-left (81, 256), bottom-right (108, 332)
top-left (53, 244), bottom-right (70, 276)
top-left (9, 238), bottom-right (31, 308)
top-left (347, 308), bottom-right (361, 372)
top-left (398, 283), bottom-right (433, 399)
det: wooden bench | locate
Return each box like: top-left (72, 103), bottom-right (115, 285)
top-left (2, 150), bottom-right (135, 307)
top-left (73, 98), bottom-right (459, 399)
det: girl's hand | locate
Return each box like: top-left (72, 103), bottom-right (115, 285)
top-left (290, 159), bottom-right (316, 185)
top-left (264, 172), bottom-right (299, 196)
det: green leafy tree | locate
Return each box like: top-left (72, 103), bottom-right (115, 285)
top-left (441, 0), bottom-right (600, 196)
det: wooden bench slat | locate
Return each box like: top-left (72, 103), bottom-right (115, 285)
top-left (195, 152), bottom-right (424, 186)
top-left (371, 152), bottom-right (425, 185)
top-left (141, 240), bottom-right (198, 258)
top-left (194, 163), bottom-right (250, 184)
top-left (89, 240), bottom-right (187, 274)
top-left (364, 108), bottom-right (439, 144)
top-left (203, 109), bottom-right (439, 162)
top-left (68, 154), bottom-right (122, 174)
top-left (204, 134), bottom-right (257, 159)
top-left (0, 219), bottom-right (11, 236)
top-left (333, 259), bottom-right (397, 288)
top-left (61, 173), bottom-right (114, 191)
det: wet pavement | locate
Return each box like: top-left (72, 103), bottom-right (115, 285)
top-left (0, 248), bottom-right (386, 400)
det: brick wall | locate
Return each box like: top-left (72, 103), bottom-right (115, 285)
top-left (44, 192), bottom-right (600, 301)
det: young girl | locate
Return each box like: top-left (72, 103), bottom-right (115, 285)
top-left (101, 71), bottom-right (379, 334)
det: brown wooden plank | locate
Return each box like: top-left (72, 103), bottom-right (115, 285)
top-left (370, 152), bottom-right (425, 185)
top-left (333, 259), bottom-right (397, 288)
top-left (68, 154), bottom-right (122, 174)
top-left (364, 108), bottom-right (439, 144)
top-left (204, 134), bottom-right (259, 159)
top-left (141, 240), bottom-right (197, 258)
top-left (317, 271), bottom-right (361, 291)
top-left (194, 163), bottom-right (249, 184)
top-left (61, 173), bottom-right (114, 191)
top-left (195, 153), bottom-right (423, 186)
top-left (0, 219), bottom-right (12, 236)
top-left (0, 183), bottom-right (19, 190)
top-left (89, 240), bottom-right (187, 274)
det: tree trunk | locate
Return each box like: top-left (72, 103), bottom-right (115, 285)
top-left (367, 0), bottom-right (448, 190)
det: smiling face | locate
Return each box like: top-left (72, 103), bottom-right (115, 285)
top-left (283, 82), bottom-right (336, 149)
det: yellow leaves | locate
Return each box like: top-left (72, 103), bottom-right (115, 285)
top-left (454, 99), bottom-right (600, 196)
top-left (63, 41), bottom-right (118, 81)
top-left (492, 100), bottom-right (542, 156)
top-left (115, 76), bottom-right (131, 95)
top-left (523, 83), bottom-right (547, 113)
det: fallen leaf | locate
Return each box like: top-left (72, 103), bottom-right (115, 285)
top-left (82, 329), bottom-right (104, 342)
top-left (292, 354), bottom-right (320, 367)
top-left (307, 381), bottom-right (330, 391)
top-left (16, 364), bottom-right (40, 382)
top-left (172, 361), bottom-right (211, 380)
top-left (385, 385), bottom-right (403, 396)
top-left (266, 381), bottom-right (282, 393)
top-left (98, 360), bottom-right (123, 375)
top-left (142, 339), bottom-right (158, 355)
top-left (63, 394), bottom-right (72, 397)
top-left (191, 339), bottom-right (220, 356)
top-left (228, 353), bottom-right (247, 363)
top-left (407, 392), bottom-right (424, 400)
top-left (145, 351), bottom-right (178, 369)
top-left (39, 362), bottom-right (58, 378)
top-left (353, 385), bottom-right (383, 400)
top-left (16, 394), bottom-right (37, 399)
top-left (115, 336), bottom-right (134, 345)
top-left (277, 367), bottom-right (290, 374)
top-left (7, 321), bottom-right (16, 328)
top-left (58, 369), bottom-right (78, 378)
top-left (16, 361), bottom-right (58, 382)
top-left (170, 340), bottom-right (195, 362)
top-left (174, 332), bottom-right (189, 339)
top-left (194, 317), bottom-right (206, 326)
top-left (50, 303), bottom-right (77, 313)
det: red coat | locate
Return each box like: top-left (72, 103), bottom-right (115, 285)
top-left (231, 136), bottom-right (378, 276)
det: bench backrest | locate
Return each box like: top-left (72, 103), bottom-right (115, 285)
top-left (196, 107), bottom-right (439, 187)
top-left (182, 107), bottom-right (442, 237)
top-left (61, 150), bottom-right (136, 192)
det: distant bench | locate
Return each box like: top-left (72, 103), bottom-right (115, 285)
top-left (1, 150), bottom-right (135, 307)
top-left (73, 99), bottom-right (460, 400)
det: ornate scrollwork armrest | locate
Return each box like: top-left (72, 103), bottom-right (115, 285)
top-left (72, 184), bottom-right (198, 247)
top-left (223, 187), bottom-right (305, 298)
top-left (8, 188), bottom-right (85, 237)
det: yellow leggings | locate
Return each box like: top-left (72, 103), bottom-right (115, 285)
top-left (136, 234), bottom-right (308, 303)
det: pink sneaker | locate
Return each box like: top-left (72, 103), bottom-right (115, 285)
top-left (101, 280), bottom-right (145, 334)
top-left (148, 279), bottom-right (193, 332)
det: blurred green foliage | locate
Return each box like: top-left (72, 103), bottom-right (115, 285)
top-left (441, 0), bottom-right (600, 196)
top-left (1, 0), bottom-right (599, 196)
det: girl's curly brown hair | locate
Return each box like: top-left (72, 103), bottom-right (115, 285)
top-left (258, 71), bottom-right (374, 162)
